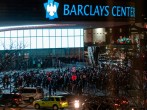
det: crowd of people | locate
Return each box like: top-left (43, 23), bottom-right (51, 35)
top-left (1, 61), bottom-right (141, 97)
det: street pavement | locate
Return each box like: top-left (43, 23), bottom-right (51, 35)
top-left (0, 106), bottom-right (72, 110)
top-left (0, 97), bottom-right (76, 110)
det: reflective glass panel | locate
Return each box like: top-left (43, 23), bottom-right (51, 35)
top-left (56, 37), bottom-right (61, 48)
top-left (50, 29), bottom-right (55, 36)
top-left (24, 30), bottom-right (30, 37)
top-left (68, 29), bottom-right (74, 36)
top-left (24, 37), bottom-right (30, 49)
top-left (43, 29), bottom-right (49, 36)
top-left (62, 29), bottom-right (67, 36)
top-left (5, 38), bottom-right (11, 49)
top-left (75, 29), bottom-right (81, 36)
top-left (56, 29), bottom-right (61, 37)
top-left (50, 37), bottom-right (55, 48)
top-left (62, 37), bottom-right (68, 48)
top-left (17, 38), bottom-right (23, 49)
top-left (31, 29), bottom-right (36, 37)
top-left (68, 37), bottom-right (74, 47)
top-left (75, 37), bottom-right (81, 47)
top-left (0, 32), bottom-right (4, 37)
top-left (37, 29), bottom-right (42, 36)
top-left (37, 37), bottom-right (43, 48)
top-left (11, 30), bottom-right (17, 37)
top-left (43, 37), bottom-right (49, 48)
top-left (31, 37), bottom-right (36, 49)
top-left (18, 30), bottom-right (23, 37)
top-left (5, 31), bottom-right (10, 37)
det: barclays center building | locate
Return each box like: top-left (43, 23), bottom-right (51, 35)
top-left (0, 0), bottom-right (144, 69)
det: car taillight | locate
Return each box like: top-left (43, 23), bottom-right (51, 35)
top-left (60, 101), bottom-right (63, 105)
top-left (121, 100), bottom-right (128, 104)
top-left (13, 98), bottom-right (18, 102)
top-left (14, 98), bottom-right (17, 101)
top-left (114, 103), bottom-right (120, 107)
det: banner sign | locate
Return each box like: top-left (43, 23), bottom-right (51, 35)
top-left (0, 0), bottom-right (135, 22)
top-left (44, 0), bottom-right (135, 21)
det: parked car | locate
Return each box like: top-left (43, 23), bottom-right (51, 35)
top-left (12, 86), bottom-right (44, 103)
top-left (0, 93), bottom-right (22, 107)
top-left (33, 96), bottom-right (68, 110)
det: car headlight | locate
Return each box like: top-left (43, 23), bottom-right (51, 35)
top-left (82, 103), bottom-right (85, 106)
top-left (131, 108), bottom-right (135, 110)
top-left (74, 100), bottom-right (80, 108)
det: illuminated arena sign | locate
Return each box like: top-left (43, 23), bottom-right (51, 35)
top-left (44, 0), bottom-right (59, 20)
top-left (44, 0), bottom-right (135, 20)
top-left (63, 5), bottom-right (135, 17)
top-left (0, 0), bottom-right (136, 22)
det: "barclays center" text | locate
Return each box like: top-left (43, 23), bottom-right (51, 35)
top-left (63, 4), bottom-right (135, 17)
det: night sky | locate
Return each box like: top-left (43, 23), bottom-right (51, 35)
top-left (144, 1), bottom-right (147, 18)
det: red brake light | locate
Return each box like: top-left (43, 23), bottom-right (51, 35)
top-left (60, 101), bottom-right (63, 105)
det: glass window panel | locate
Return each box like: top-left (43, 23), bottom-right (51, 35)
top-left (43, 37), bottom-right (49, 48)
top-left (0, 32), bottom-right (4, 37)
top-left (81, 29), bottom-right (83, 35)
top-left (68, 37), bottom-right (74, 47)
top-left (5, 31), bottom-right (10, 37)
top-left (0, 46), bottom-right (4, 50)
top-left (62, 37), bottom-right (68, 48)
top-left (50, 29), bottom-right (55, 36)
top-left (56, 29), bottom-right (61, 36)
top-left (43, 29), bottom-right (49, 36)
top-left (75, 37), bottom-right (80, 47)
top-left (37, 37), bottom-right (42, 48)
top-left (18, 30), bottom-right (23, 37)
top-left (11, 38), bottom-right (17, 49)
top-left (62, 29), bottom-right (67, 36)
top-left (24, 30), bottom-right (30, 37)
top-left (5, 38), bottom-right (11, 49)
top-left (31, 37), bottom-right (36, 49)
top-left (11, 30), bottom-right (17, 37)
top-left (68, 29), bottom-right (74, 36)
top-left (31, 29), bottom-right (36, 36)
top-left (81, 36), bottom-right (84, 47)
top-left (18, 38), bottom-right (23, 49)
top-left (50, 37), bottom-right (55, 48)
top-left (0, 38), bottom-right (4, 50)
top-left (24, 37), bottom-right (30, 49)
top-left (75, 29), bottom-right (81, 36)
top-left (37, 29), bottom-right (42, 36)
top-left (56, 37), bottom-right (61, 48)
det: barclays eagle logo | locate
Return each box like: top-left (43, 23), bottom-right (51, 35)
top-left (44, 0), bottom-right (59, 20)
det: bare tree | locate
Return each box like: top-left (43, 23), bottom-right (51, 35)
top-left (0, 40), bottom-right (29, 71)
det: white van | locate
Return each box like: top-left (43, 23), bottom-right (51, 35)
top-left (13, 86), bottom-right (44, 103)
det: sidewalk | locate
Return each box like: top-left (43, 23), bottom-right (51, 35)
top-left (43, 88), bottom-right (70, 96)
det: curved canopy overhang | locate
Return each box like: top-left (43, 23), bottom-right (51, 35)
top-left (0, 21), bottom-right (134, 31)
